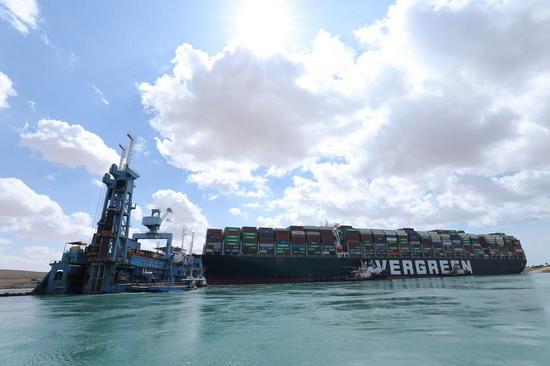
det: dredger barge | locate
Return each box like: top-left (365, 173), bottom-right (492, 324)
top-left (33, 135), bottom-right (205, 295)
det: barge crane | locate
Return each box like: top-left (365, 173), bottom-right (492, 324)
top-left (33, 134), bottom-right (205, 295)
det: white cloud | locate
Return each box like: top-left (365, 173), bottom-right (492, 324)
top-left (0, 0), bottom-right (39, 34)
top-left (258, 164), bottom-right (550, 230)
top-left (0, 245), bottom-right (61, 272)
top-left (229, 207), bottom-right (248, 218)
top-left (0, 71), bottom-right (17, 108)
top-left (91, 84), bottom-right (109, 106)
top-left (45, 173), bottom-right (59, 181)
top-left (243, 202), bottom-right (261, 209)
top-left (0, 237), bottom-right (11, 245)
top-left (140, 0), bottom-right (550, 256)
top-left (91, 178), bottom-right (103, 187)
top-left (20, 119), bottom-right (120, 175)
top-left (143, 189), bottom-right (208, 253)
top-left (138, 43), bottom-right (353, 196)
top-left (0, 177), bottom-right (92, 241)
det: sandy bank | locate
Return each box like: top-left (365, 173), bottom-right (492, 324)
top-left (0, 269), bottom-right (47, 289)
top-left (524, 265), bottom-right (550, 273)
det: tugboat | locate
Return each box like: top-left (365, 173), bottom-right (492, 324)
top-left (446, 263), bottom-right (472, 277)
top-left (344, 260), bottom-right (389, 281)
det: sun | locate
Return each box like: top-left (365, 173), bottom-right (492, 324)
top-left (232, 0), bottom-right (295, 56)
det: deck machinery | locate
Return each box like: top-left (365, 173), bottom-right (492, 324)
top-left (34, 134), bottom-right (206, 295)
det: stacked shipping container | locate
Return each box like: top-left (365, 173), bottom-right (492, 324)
top-left (206, 226), bottom-right (525, 260)
top-left (359, 229), bottom-right (375, 257)
top-left (223, 227), bottom-right (241, 255)
top-left (459, 233), bottom-right (474, 257)
top-left (419, 231), bottom-right (434, 257)
top-left (513, 238), bottom-right (525, 259)
top-left (204, 228), bottom-right (223, 254)
top-left (504, 236), bottom-right (515, 259)
top-left (372, 229), bottom-right (387, 256)
top-left (471, 235), bottom-right (484, 258)
top-left (258, 227), bottom-right (275, 255)
top-left (407, 230), bottom-right (423, 258)
top-left (305, 227), bottom-right (321, 255)
top-left (241, 227), bottom-right (258, 255)
top-left (495, 235), bottom-right (507, 258)
top-left (451, 233), bottom-right (464, 258)
top-left (440, 233), bottom-right (455, 257)
top-left (430, 232), bottom-right (445, 258)
top-left (385, 230), bottom-right (399, 257)
top-left (396, 230), bottom-right (411, 257)
top-left (341, 227), bottom-right (361, 256)
top-left (275, 229), bottom-right (291, 255)
top-left (290, 226), bottom-right (306, 255)
top-left (320, 228), bottom-right (335, 255)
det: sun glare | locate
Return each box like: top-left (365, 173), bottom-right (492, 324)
top-left (233, 0), bottom-right (295, 56)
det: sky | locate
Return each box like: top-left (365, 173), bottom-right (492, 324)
top-left (0, 0), bottom-right (549, 271)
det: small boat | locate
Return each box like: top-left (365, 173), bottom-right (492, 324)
top-left (444, 263), bottom-right (472, 277)
top-left (343, 260), bottom-right (388, 281)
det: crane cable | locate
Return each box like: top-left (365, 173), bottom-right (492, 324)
top-left (89, 183), bottom-right (106, 244)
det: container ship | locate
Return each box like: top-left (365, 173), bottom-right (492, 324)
top-left (202, 226), bottom-right (527, 284)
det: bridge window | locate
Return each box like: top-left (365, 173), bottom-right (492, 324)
top-left (54, 270), bottom-right (63, 281)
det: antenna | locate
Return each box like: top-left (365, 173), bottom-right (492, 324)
top-left (125, 133), bottom-right (136, 169)
top-left (189, 232), bottom-right (195, 256)
top-left (181, 228), bottom-right (186, 253)
top-left (186, 231), bottom-right (195, 274)
top-left (118, 144), bottom-right (127, 169)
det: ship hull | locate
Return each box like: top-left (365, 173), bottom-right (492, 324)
top-left (203, 255), bottom-right (527, 285)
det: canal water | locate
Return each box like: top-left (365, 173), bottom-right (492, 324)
top-left (1, 274), bottom-right (549, 365)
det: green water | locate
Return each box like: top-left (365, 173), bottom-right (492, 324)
top-left (1, 274), bottom-right (549, 366)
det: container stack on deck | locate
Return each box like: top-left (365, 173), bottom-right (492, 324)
top-left (223, 227), bottom-right (241, 255)
top-left (419, 231), bottom-right (433, 257)
top-left (480, 236), bottom-right (490, 258)
top-left (451, 232), bottom-right (464, 258)
top-left (305, 227), bottom-right (321, 255)
top-left (341, 227), bottom-right (361, 256)
top-left (431, 232), bottom-right (444, 258)
top-left (486, 235), bottom-right (498, 258)
top-left (458, 233), bottom-right (473, 258)
top-left (373, 229), bottom-right (387, 256)
top-left (290, 226), bottom-right (306, 255)
top-left (320, 228), bottom-right (336, 255)
top-left (470, 235), bottom-right (482, 258)
top-left (241, 227), bottom-right (258, 255)
top-left (258, 227), bottom-right (275, 255)
top-left (513, 238), bottom-right (525, 259)
top-left (275, 229), bottom-right (291, 255)
top-left (495, 235), bottom-right (507, 258)
top-left (439, 233), bottom-right (454, 257)
top-left (504, 236), bottom-right (515, 258)
top-left (385, 230), bottom-right (399, 257)
top-left (359, 229), bottom-right (375, 257)
top-left (406, 229), bottom-right (423, 258)
top-left (396, 230), bottom-right (411, 257)
top-left (209, 226), bottom-right (526, 261)
top-left (204, 228), bottom-right (223, 254)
